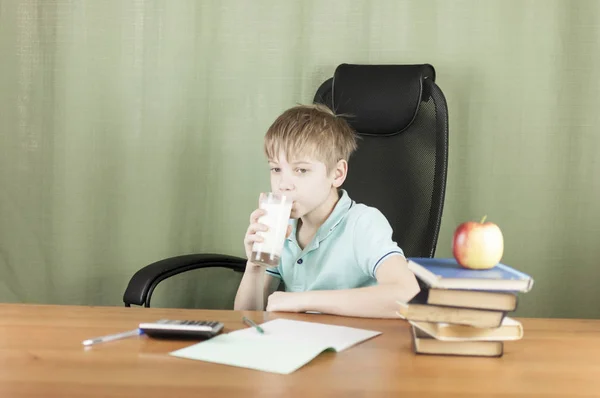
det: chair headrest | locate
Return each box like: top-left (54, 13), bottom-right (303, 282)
top-left (332, 63), bottom-right (435, 136)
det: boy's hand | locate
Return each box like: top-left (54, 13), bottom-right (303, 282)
top-left (266, 291), bottom-right (305, 313)
top-left (244, 207), bottom-right (268, 262)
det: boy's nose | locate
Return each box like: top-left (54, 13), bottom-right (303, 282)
top-left (278, 182), bottom-right (293, 192)
top-left (278, 177), bottom-right (294, 192)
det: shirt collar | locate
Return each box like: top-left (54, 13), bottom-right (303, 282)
top-left (286, 189), bottom-right (354, 246)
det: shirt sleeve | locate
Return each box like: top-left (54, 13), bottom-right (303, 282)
top-left (353, 207), bottom-right (405, 279)
top-left (265, 264), bottom-right (282, 279)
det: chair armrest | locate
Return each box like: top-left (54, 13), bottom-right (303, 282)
top-left (123, 253), bottom-right (247, 307)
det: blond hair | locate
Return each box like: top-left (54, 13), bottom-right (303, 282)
top-left (264, 104), bottom-right (358, 172)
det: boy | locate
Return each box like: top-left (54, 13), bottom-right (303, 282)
top-left (234, 104), bottom-right (420, 318)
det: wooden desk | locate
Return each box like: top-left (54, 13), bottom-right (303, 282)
top-left (0, 304), bottom-right (598, 398)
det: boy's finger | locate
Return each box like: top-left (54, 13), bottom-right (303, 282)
top-left (285, 224), bottom-right (292, 238)
top-left (247, 223), bottom-right (268, 235)
top-left (244, 235), bottom-right (264, 245)
top-left (249, 209), bottom-right (266, 224)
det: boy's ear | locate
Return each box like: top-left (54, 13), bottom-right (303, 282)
top-left (332, 159), bottom-right (348, 188)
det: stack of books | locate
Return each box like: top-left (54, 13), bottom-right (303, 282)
top-left (397, 257), bottom-right (534, 357)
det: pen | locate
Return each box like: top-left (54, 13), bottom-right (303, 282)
top-left (242, 316), bottom-right (264, 334)
top-left (82, 329), bottom-right (143, 346)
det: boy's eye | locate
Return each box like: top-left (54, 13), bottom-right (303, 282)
top-left (270, 167), bottom-right (281, 173)
top-left (296, 168), bottom-right (308, 174)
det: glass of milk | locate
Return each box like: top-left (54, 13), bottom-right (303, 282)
top-left (250, 192), bottom-right (293, 267)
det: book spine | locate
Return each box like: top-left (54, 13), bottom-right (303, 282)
top-left (413, 347), bottom-right (504, 358)
top-left (425, 289), bottom-right (519, 312)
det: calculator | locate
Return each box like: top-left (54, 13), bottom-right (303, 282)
top-left (138, 319), bottom-right (224, 339)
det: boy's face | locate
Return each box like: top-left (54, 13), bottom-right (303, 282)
top-left (268, 151), bottom-right (345, 220)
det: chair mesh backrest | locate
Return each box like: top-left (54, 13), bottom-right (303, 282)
top-left (314, 64), bottom-right (448, 258)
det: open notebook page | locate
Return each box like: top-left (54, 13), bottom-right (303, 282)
top-left (169, 319), bottom-right (381, 374)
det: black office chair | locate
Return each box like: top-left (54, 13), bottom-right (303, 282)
top-left (123, 63), bottom-right (449, 308)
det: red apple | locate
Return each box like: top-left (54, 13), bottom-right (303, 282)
top-left (452, 216), bottom-right (504, 269)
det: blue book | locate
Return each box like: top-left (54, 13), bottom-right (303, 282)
top-left (406, 257), bottom-right (534, 293)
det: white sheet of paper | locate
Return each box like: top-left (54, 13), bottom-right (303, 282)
top-left (230, 319), bottom-right (381, 351)
top-left (169, 318), bottom-right (381, 374)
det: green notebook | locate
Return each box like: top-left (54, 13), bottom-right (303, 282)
top-left (169, 318), bottom-right (381, 374)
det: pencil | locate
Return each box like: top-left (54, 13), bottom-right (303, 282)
top-left (242, 316), bottom-right (265, 334)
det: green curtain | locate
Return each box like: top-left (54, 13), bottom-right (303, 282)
top-left (1, 0), bottom-right (599, 318)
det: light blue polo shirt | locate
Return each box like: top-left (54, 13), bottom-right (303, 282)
top-left (265, 189), bottom-right (404, 292)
